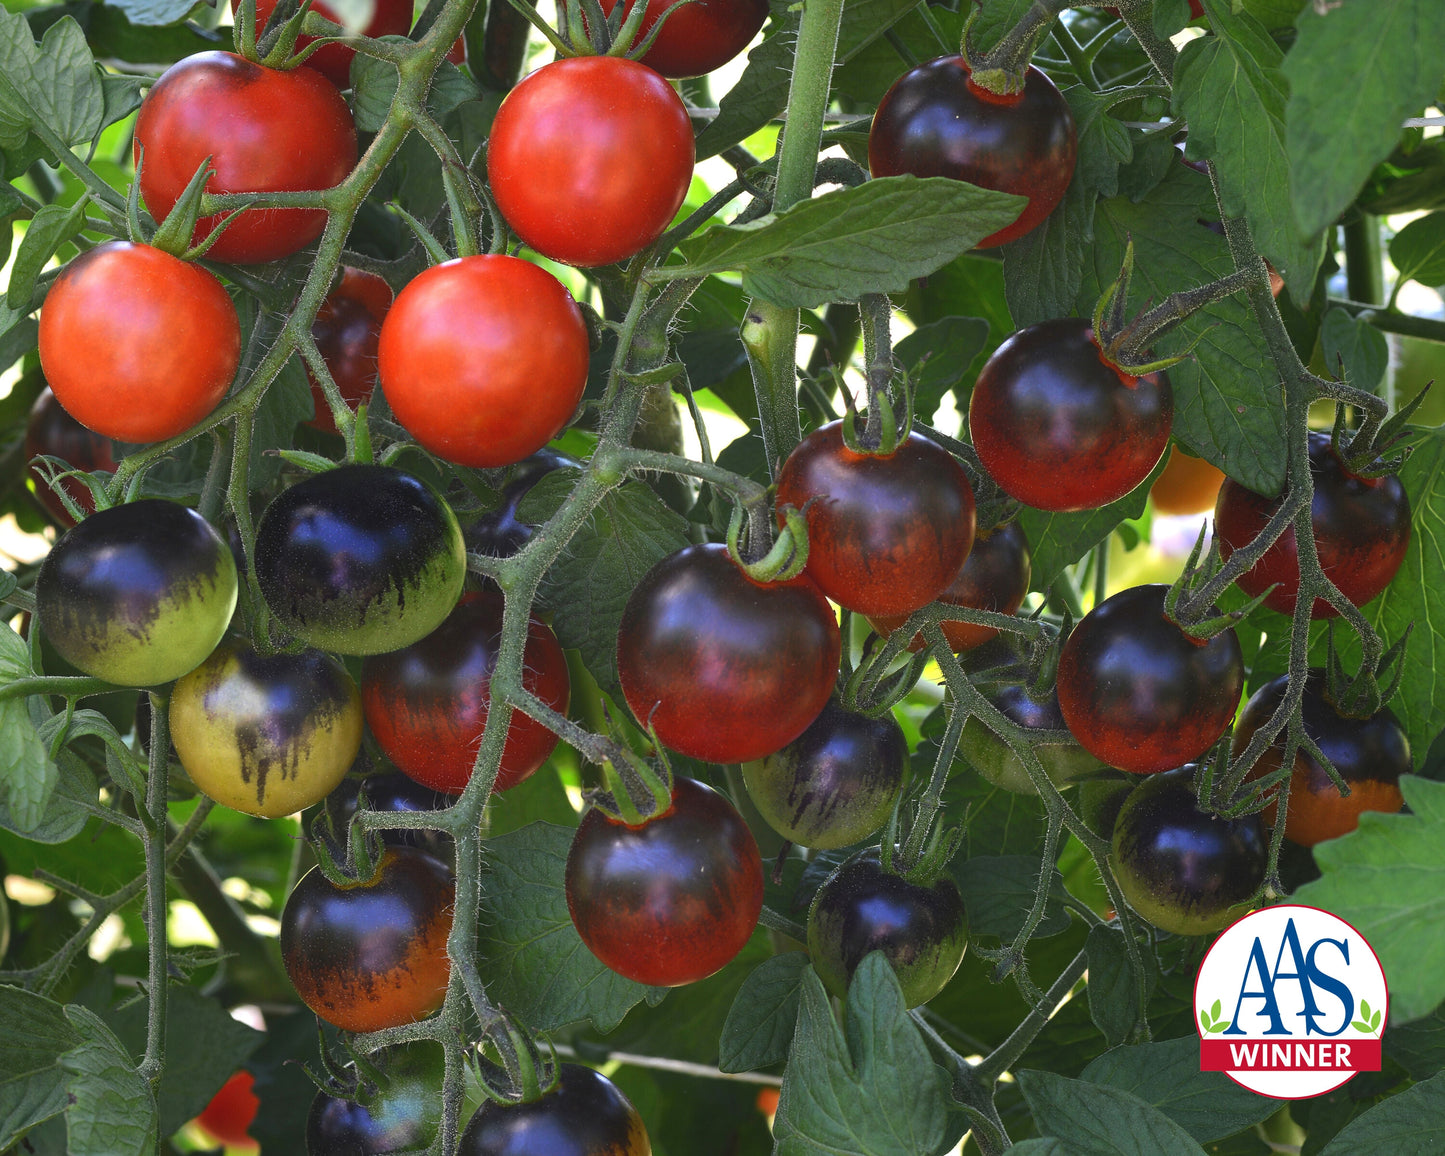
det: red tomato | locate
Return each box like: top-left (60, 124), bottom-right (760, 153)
top-left (306, 267), bottom-right (392, 435)
top-left (598, 0), bottom-right (769, 78)
top-left (254, 0), bottom-right (412, 88)
top-left (195, 1070), bottom-right (259, 1149)
top-left (134, 51), bottom-right (357, 264)
top-left (39, 242), bottom-right (239, 443)
top-left (376, 255), bottom-right (590, 468)
top-left (486, 56), bottom-right (695, 267)
top-left (24, 387), bottom-right (117, 524)
top-left (447, 36), bottom-right (466, 64)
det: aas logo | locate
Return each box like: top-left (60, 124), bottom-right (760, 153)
top-left (1194, 904), bottom-right (1388, 1098)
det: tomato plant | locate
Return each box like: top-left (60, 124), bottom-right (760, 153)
top-left (459, 1063), bottom-right (650, 1155)
top-left (597, 0), bottom-right (768, 78)
top-left (326, 770), bottom-right (454, 863)
top-left (195, 1070), bottom-right (259, 1150)
top-left (24, 387), bottom-right (116, 525)
top-left (253, 0), bottom-right (412, 89)
top-left (565, 777), bottom-right (763, 987)
top-left (465, 448), bottom-right (579, 559)
top-left (306, 266), bottom-right (392, 435)
top-left (305, 1043), bottom-right (444, 1156)
top-left (958, 677), bottom-right (1102, 794)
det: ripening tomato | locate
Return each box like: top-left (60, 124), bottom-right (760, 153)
top-left (306, 267), bottom-right (392, 435)
top-left (24, 387), bottom-right (117, 525)
top-left (195, 1070), bottom-right (259, 1150)
top-left (1150, 445), bottom-right (1226, 516)
top-left (254, 0), bottom-right (413, 88)
top-left (459, 1064), bottom-right (651, 1156)
top-left (597, 0), bottom-right (769, 78)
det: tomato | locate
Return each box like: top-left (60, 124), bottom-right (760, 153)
top-left (1057, 584), bottom-right (1243, 775)
top-left (807, 849), bottom-right (967, 1007)
top-left (597, 0), bottom-right (768, 78)
top-left (460, 1063), bottom-right (650, 1156)
top-left (38, 242), bottom-right (239, 443)
top-left (565, 777), bottom-right (763, 987)
top-left (1232, 672), bottom-right (1410, 847)
top-left (37, 501), bottom-right (237, 687)
top-left (24, 387), bottom-right (117, 525)
top-left (1214, 431), bottom-right (1411, 619)
top-left (376, 256), bottom-right (590, 469)
top-left (969, 318), bottom-right (1173, 512)
top-left (361, 589), bottom-right (570, 795)
top-left (196, 1070), bottom-right (259, 1150)
top-left (281, 846), bottom-right (453, 1033)
top-left (306, 1043), bottom-right (443, 1156)
top-left (486, 57), bottom-right (694, 267)
top-left (447, 37), bottom-right (466, 65)
top-left (743, 698), bottom-right (908, 849)
top-left (254, 0), bottom-right (412, 89)
top-left (326, 769), bottom-right (453, 862)
top-left (869, 57), bottom-right (1077, 248)
top-left (465, 448), bottom-right (580, 559)
top-left (255, 465), bottom-right (466, 656)
top-left (1078, 776), bottom-right (1134, 840)
top-left (170, 642), bottom-right (363, 818)
top-left (1149, 445), bottom-right (1226, 516)
top-left (1111, 767), bottom-right (1267, 936)
top-left (775, 420), bottom-right (975, 618)
top-left (868, 520), bottom-right (1030, 651)
top-left (134, 52), bottom-right (357, 264)
top-left (306, 267), bottom-right (392, 435)
top-left (958, 679), bottom-right (1102, 794)
top-left (616, 543), bottom-right (841, 763)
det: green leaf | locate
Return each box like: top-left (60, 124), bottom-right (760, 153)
top-left (675, 176), bottom-right (1026, 310)
top-left (1319, 307), bottom-right (1388, 392)
top-left (58, 1005), bottom-right (157, 1156)
top-left (895, 316), bottom-right (990, 425)
top-left (485, 764), bottom-right (577, 837)
top-left (1085, 924), bottom-right (1146, 1048)
top-left (1293, 776), bottom-right (1445, 1021)
top-left (1317, 1070), bottom-right (1445, 1154)
top-left (0, 8), bottom-right (104, 149)
top-left (951, 855), bottom-right (1069, 941)
top-left (352, 51), bottom-right (478, 134)
top-left (1174, 1), bottom-right (1322, 299)
top-left (0, 748), bottom-right (95, 845)
top-left (719, 952), bottom-right (809, 1073)
top-left (1361, 1000), bottom-right (1373, 1021)
top-left (477, 821), bottom-right (661, 1032)
top-left (97, 74), bottom-right (145, 137)
top-left (106, 0), bottom-right (204, 27)
top-left (250, 354), bottom-right (321, 489)
top-left (1352, 1020), bottom-right (1374, 1033)
top-left (772, 957), bottom-right (951, 1155)
top-left (1385, 1000), bottom-right (1445, 1080)
top-left (1017, 1069), bottom-right (1209, 1155)
top-left (0, 623), bottom-right (57, 834)
top-left (0, 986), bottom-right (83, 1149)
top-left (1081, 1036), bottom-right (1281, 1142)
top-left (7, 198), bottom-right (87, 311)
top-left (1285, 0), bottom-right (1445, 240)
top-left (1390, 211), bottom-right (1445, 289)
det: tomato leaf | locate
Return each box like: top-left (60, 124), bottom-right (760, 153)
top-left (0, 624), bottom-right (58, 835)
top-left (1085, 924), bottom-right (1153, 1048)
top-left (772, 956), bottom-right (951, 1155)
top-left (1389, 211), bottom-right (1445, 289)
top-left (1385, 1001), bottom-right (1445, 1081)
top-left (0, 8), bottom-right (103, 150)
top-left (895, 316), bottom-right (989, 425)
top-left (951, 855), bottom-right (1070, 941)
top-left (352, 52), bottom-right (478, 135)
top-left (7, 197), bottom-right (87, 312)
top-left (1016, 1069), bottom-right (1209, 1155)
top-left (719, 952), bottom-right (810, 1073)
top-left (103, 0), bottom-right (204, 28)
top-left (58, 1005), bottom-right (157, 1156)
top-left (1316, 1070), bottom-right (1445, 1155)
top-left (1320, 307), bottom-right (1389, 393)
top-left (0, 986), bottom-right (83, 1149)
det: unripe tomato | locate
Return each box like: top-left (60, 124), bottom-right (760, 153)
top-left (24, 387), bottom-right (116, 525)
top-left (306, 267), bottom-right (392, 435)
top-left (958, 679), bottom-right (1102, 795)
top-left (254, 0), bottom-right (413, 89)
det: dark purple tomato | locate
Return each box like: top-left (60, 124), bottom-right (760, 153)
top-left (743, 698), bottom-right (908, 849)
top-left (1232, 671), bottom-right (1411, 847)
top-left (565, 777), bottom-right (763, 987)
top-left (1057, 584), bottom-right (1243, 775)
top-left (969, 318), bottom-right (1173, 512)
top-left (465, 448), bottom-right (580, 559)
top-left (306, 267), bottom-right (393, 436)
top-left (1111, 767), bottom-right (1267, 935)
top-left (869, 57), bottom-right (1077, 248)
top-left (326, 770), bottom-right (453, 862)
top-left (306, 1043), bottom-right (443, 1156)
top-left (1079, 777), bottom-right (1134, 840)
top-left (958, 679), bottom-right (1102, 794)
top-left (459, 1064), bottom-right (650, 1156)
top-left (616, 543), bottom-right (841, 764)
top-left (1214, 431), bottom-right (1411, 619)
top-left (775, 420), bottom-right (975, 618)
top-left (807, 849), bottom-right (967, 1007)
top-left (24, 387), bottom-right (117, 525)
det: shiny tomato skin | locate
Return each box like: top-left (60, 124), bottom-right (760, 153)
top-left (24, 387), bottom-right (117, 525)
top-left (616, 543), bottom-right (841, 764)
top-left (459, 1064), bottom-right (650, 1156)
top-left (255, 0), bottom-right (413, 88)
top-left (39, 242), bottom-right (239, 443)
top-left (134, 52), bottom-right (357, 264)
top-left (326, 769), bottom-right (453, 863)
top-left (869, 58), bottom-right (1077, 248)
top-left (196, 1070), bottom-right (259, 1149)
top-left (776, 420), bottom-right (976, 618)
top-left (361, 589), bottom-right (570, 795)
top-left (171, 642), bottom-right (363, 818)
top-left (465, 448), bottom-right (581, 559)
top-left (565, 778), bottom-right (763, 987)
top-left (970, 318), bottom-right (1173, 512)
top-left (281, 847), bottom-right (454, 1033)
top-left (1057, 584), bottom-right (1243, 775)
top-left (868, 519), bottom-right (1030, 651)
top-left (377, 256), bottom-right (589, 469)
top-left (1150, 445), bottom-right (1226, 515)
top-left (597, 0), bottom-right (768, 77)
top-left (37, 500), bottom-right (238, 687)
top-left (306, 1043), bottom-right (443, 1156)
top-left (1111, 767), bottom-right (1267, 936)
top-left (1232, 672), bottom-right (1410, 847)
top-left (307, 267), bottom-right (393, 435)
top-left (1214, 432), bottom-right (1411, 619)
top-left (487, 56), bottom-right (694, 267)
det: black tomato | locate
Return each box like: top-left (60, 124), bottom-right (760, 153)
top-left (306, 267), bottom-right (393, 436)
top-left (1214, 431), bottom-right (1411, 619)
top-left (616, 543), bottom-right (841, 764)
top-left (1111, 767), bottom-right (1267, 936)
top-left (36, 500), bottom-right (238, 687)
top-left (969, 318), bottom-right (1173, 512)
top-left (459, 1064), bottom-right (650, 1156)
top-left (306, 1043), bottom-right (444, 1156)
top-left (775, 420), bottom-right (975, 618)
top-left (869, 57), bottom-right (1077, 248)
top-left (1057, 584), bottom-right (1243, 775)
top-left (360, 589), bottom-right (570, 795)
top-left (807, 849), bottom-right (967, 1007)
top-left (565, 777), bottom-right (763, 987)
top-left (465, 448), bottom-right (580, 559)
top-left (326, 770), bottom-right (453, 862)
top-left (1231, 671), bottom-right (1411, 847)
top-left (281, 847), bottom-right (454, 1033)
top-left (743, 698), bottom-right (908, 849)
top-left (24, 387), bottom-right (116, 526)
top-left (958, 679), bottom-right (1102, 794)
top-left (255, 465), bottom-right (466, 656)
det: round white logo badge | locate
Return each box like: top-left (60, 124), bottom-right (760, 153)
top-left (1194, 904), bottom-right (1388, 1098)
